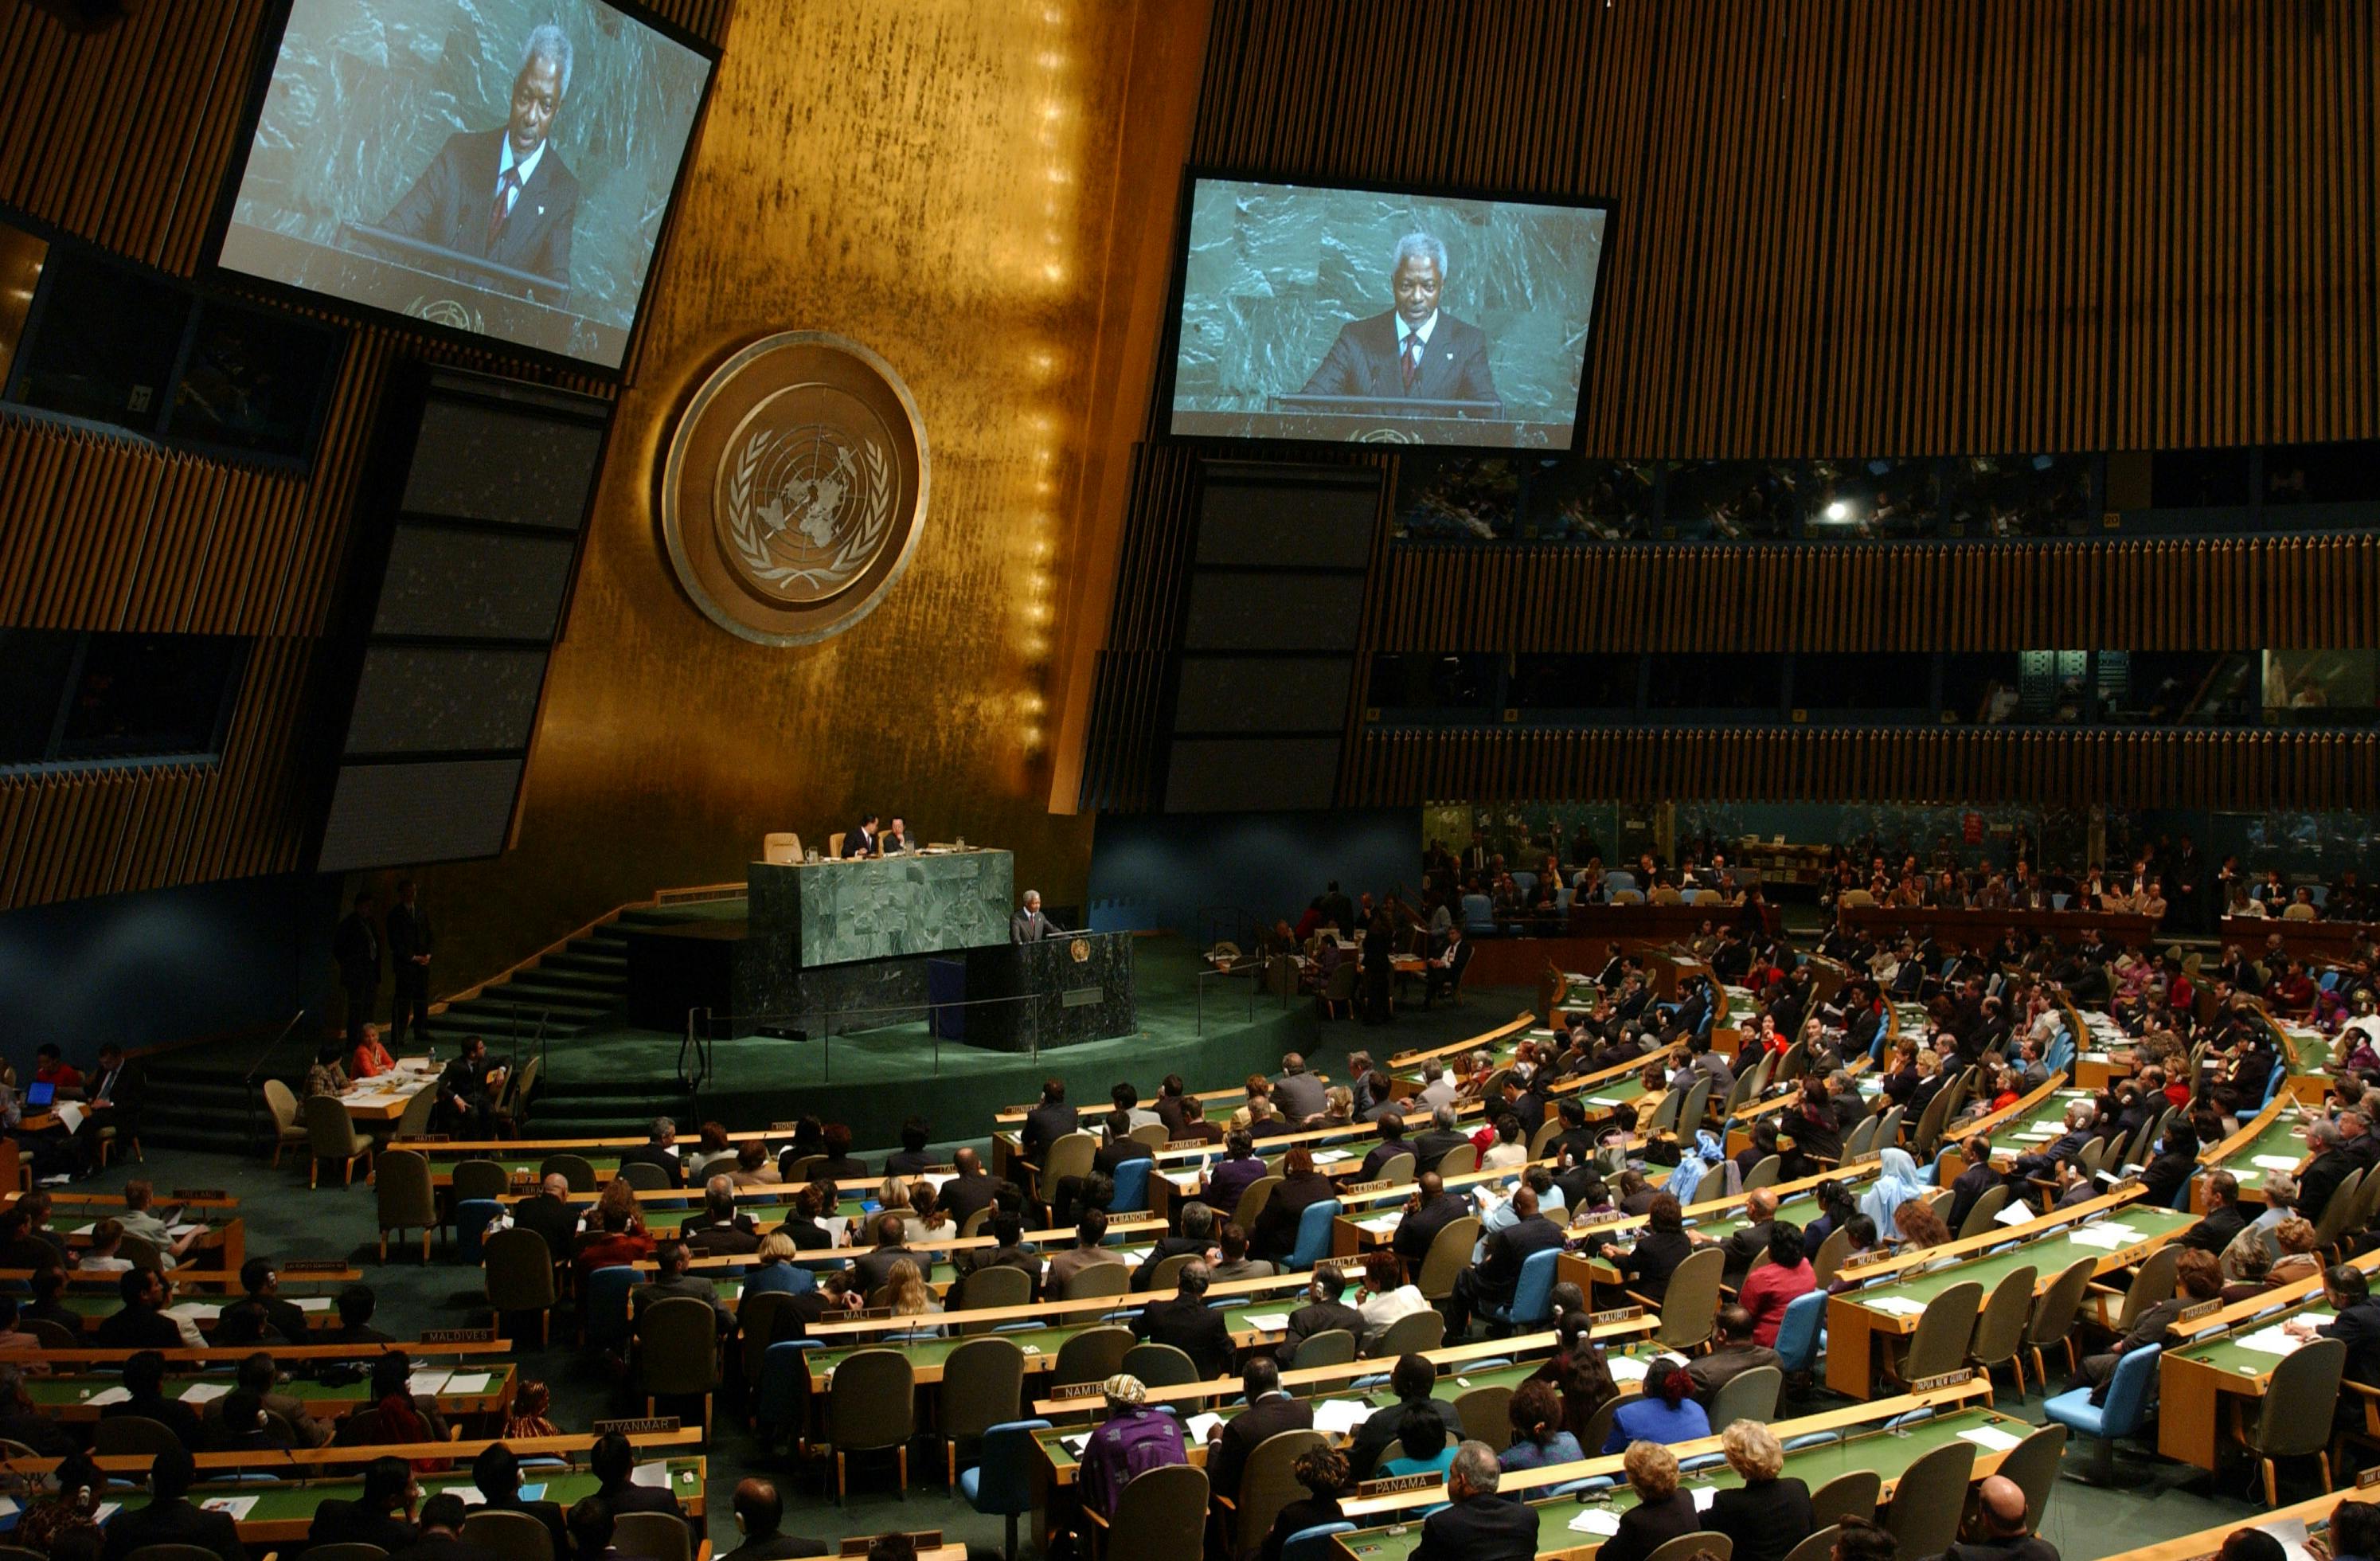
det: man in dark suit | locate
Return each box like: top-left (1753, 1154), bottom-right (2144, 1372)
top-left (1299, 232), bottom-right (1499, 417)
top-left (1936, 1474), bottom-right (2059, 1561)
top-left (850, 1214), bottom-right (921, 1297)
top-left (388, 1493), bottom-right (502, 1561)
top-left (2179, 1171), bottom-right (2249, 1254)
top-left (1348, 1354), bottom-right (1463, 1479)
top-left (1203, 1357), bottom-right (1312, 1504)
top-left (1445, 1186), bottom-right (1563, 1336)
top-left (718, 1478), bottom-right (829, 1561)
top-left (938, 1148), bottom-right (1009, 1228)
top-left (1685, 1305), bottom-right (1783, 1403)
top-left (104, 1440), bottom-right (249, 1561)
top-left (632, 1240), bottom-right (734, 1338)
top-left (1276, 1263), bottom-right (1365, 1364)
top-left (220, 1260), bottom-right (311, 1347)
top-left (846, 814), bottom-right (881, 858)
top-left (1130, 1202), bottom-right (1216, 1291)
top-left (1410, 1107), bottom-right (1472, 1176)
top-left (1131, 1260), bottom-right (1233, 1377)
top-left (1011, 890), bottom-right (1061, 943)
top-left (380, 25), bottom-right (580, 295)
top-left (1945, 1135), bottom-right (2003, 1232)
top-left (510, 1173), bottom-right (580, 1261)
top-left (1392, 1172), bottom-right (1470, 1271)
top-left (97, 1266), bottom-right (197, 1350)
top-left (879, 816), bottom-right (915, 855)
top-left (618, 1117), bottom-right (687, 1189)
top-left (471, 1442), bottom-right (567, 1555)
top-left (1424, 926), bottom-right (1473, 1006)
top-left (386, 878), bottom-right (434, 1050)
top-left (2298, 1263), bottom-right (2380, 1387)
top-left (1360, 1114), bottom-right (1415, 1180)
top-left (589, 1430), bottom-right (693, 1528)
top-left (1021, 1079), bottom-right (1077, 1162)
top-left (333, 888), bottom-right (382, 1049)
top-left (680, 1176), bottom-right (760, 1258)
top-left (1272, 1054), bottom-right (1327, 1122)
top-left (2300, 1120), bottom-right (2360, 1225)
top-left (1714, 1189), bottom-right (1779, 1287)
top-left (952, 1211), bottom-right (1044, 1301)
top-left (433, 1036), bottom-right (498, 1139)
top-left (1411, 1441), bottom-right (1538, 1561)
top-left (107, 1349), bottom-right (203, 1451)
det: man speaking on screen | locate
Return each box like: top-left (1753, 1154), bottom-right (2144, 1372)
top-left (1299, 231), bottom-right (1499, 416)
top-left (380, 23), bottom-right (581, 295)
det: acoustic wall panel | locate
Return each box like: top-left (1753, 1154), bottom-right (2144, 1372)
top-left (343, 646), bottom-right (550, 756)
top-left (1196, 464), bottom-right (1379, 568)
top-left (398, 400), bottom-right (607, 530)
top-left (316, 759), bottom-right (524, 873)
top-left (369, 527), bottom-right (578, 641)
top-left (1173, 656), bottom-right (1354, 734)
top-left (1165, 738), bottom-right (1342, 814)
top-left (1182, 573), bottom-right (1367, 651)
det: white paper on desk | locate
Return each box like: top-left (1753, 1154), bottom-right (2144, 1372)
top-left (0, 1496), bottom-right (18, 1520)
top-left (201, 1496), bottom-right (258, 1519)
top-left (1186, 1412), bottom-right (1225, 1442)
top-left (923, 1174), bottom-right (955, 1191)
top-left (2233, 1328), bottom-right (2304, 1356)
top-left (1959, 1426), bottom-right (2024, 1453)
top-left (400, 1056), bottom-right (432, 1070)
top-left (1312, 1151), bottom-right (1354, 1167)
top-left (2260, 1516), bottom-right (2317, 1561)
top-left (1868, 1297), bottom-right (1929, 1317)
top-left (2056, 1090), bottom-right (2091, 1099)
top-left (2081, 1052), bottom-right (2112, 1064)
top-left (1691, 1486), bottom-right (1718, 1512)
top-left (444, 1373), bottom-right (494, 1395)
top-left (1569, 1508), bottom-right (1623, 1537)
top-left (179, 1382), bottom-right (233, 1404)
top-left (1588, 1097), bottom-right (1624, 1108)
top-left (1168, 1172), bottom-right (1202, 1192)
top-left (2254, 1155), bottom-right (2303, 1172)
top-left (2018, 1128), bottom-right (2062, 1140)
top-left (449, 1488), bottom-right (488, 1506)
top-left (1358, 1215), bottom-right (1401, 1235)
top-left (84, 1386), bottom-right (131, 1406)
top-left (53, 1103), bottom-right (85, 1133)
top-left (408, 1369), bottom-right (452, 1396)
top-left (1608, 1357), bottom-right (1651, 1383)
top-left (69, 1223), bottom-right (94, 1237)
top-left (166, 1303), bottom-right (219, 1322)
top-left (1994, 1202), bottom-right (2034, 1227)
top-left (295, 1296), bottom-right (334, 1312)
top-left (1312, 1399), bottom-right (1372, 1436)
top-left (629, 1463), bottom-right (670, 1489)
top-left (168, 1223), bottom-right (203, 1238)
top-left (1241, 1313), bottom-right (1292, 1332)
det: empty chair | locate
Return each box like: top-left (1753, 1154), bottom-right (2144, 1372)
top-left (482, 1226), bottom-right (559, 1347)
top-left (2042, 1343), bottom-right (2159, 1484)
top-left (1652, 1247), bottom-right (1724, 1350)
top-left (1740, 1155), bottom-right (1782, 1191)
top-left (1051, 1324), bottom-right (1135, 1388)
top-left (303, 1094), bottom-right (373, 1187)
top-left (1477, 1246), bottom-right (1561, 1333)
top-left (762, 831), bottom-right (803, 864)
top-left (1995, 1422), bottom-right (2068, 1528)
top-left (1373, 1152), bottom-right (1416, 1186)
top-left (952, 1264), bottom-right (1033, 1332)
top-left (451, 1158), bottom-right (511, 1205)
top-left (1890, 1279), bottom-right (1982, 1388)
top-left (375, 1149), bottom-right (436, 1262)
top-left (618, 1160), bottom-right (672, 1192)
top-left (92, 1415), bottom-right (183, 1457)
top-left (611, 1516), bottom-right (690, 1561)
top-left (1290, 1329), bottom-right (1356, 1370)
top-left (1810, 1226), bottom-right (1853, 1289)
top-left (1232, 1175), bottom-right (1284, 1234)
top-left (939, 1336), bottom-right (1026, 1485)
top-left (1882, 1439), bottom-right (1976, 1559)
top-left (2100, 1245), bottom-right (2179, 1336)
top-left (827, 1347), bottom-right (916, 1501)
top-left (1956, 1183), bottom-right (2015, 1242)
top-left (460, 1511), bottom-right (553, 1561)
top-left (1436, 1144), bottom-right (1480, 1178)
top-left (1122, 1342), bottom-right (1202, 1391)
top-left (1415, 1217), bottom-right (1482, 1302)
top-left (1283, 1199), bottom-right (1342, 1273)
top-left (637, 1295), bottom-right (721, 1426)
top-left (1705, 1363), bottom-right (1781, 1428)
top-left (1038, 1131), bottom-right (1098, 1211)
top-left (1063, 1263), bottom-right (1131, 1303)
top-left (1139, 1254), bottom-right (1199, 1295)
top-left (1452, 1383), bottom-right (1514, 1446)
top-left (1772, 1289), bottom-right (1829, 1377)
top-left (1370, 1309), bottom-right (1444, 1358)
top-left (1842, 1115), bottom-right (1878, 1162)
top-left (2242, 1336), bottom-right (2347, 1506)
top-left (1808, 1469), bottom-right (1881, 1529)
top-left (263, 1078), bottom-right (306, 1168)
top-left (960, 1418), bottom-right (1052, 1561)
top-left (1966, 1265), bottom-right (2039, 1403)
top-left (1096, 1462), bottom-right (1209, 1559)
top-left (2026, 1255), bottom-right (2099, 1386)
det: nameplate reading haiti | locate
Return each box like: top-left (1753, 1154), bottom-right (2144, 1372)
top-left (661, 331), bottom-right (931, 647)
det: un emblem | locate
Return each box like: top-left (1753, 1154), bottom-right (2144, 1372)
top-left (661, 331), bottom-right (929, 645)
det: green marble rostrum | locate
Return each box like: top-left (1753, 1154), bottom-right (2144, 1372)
top-left (748, 849), bottom-right (1014, 968)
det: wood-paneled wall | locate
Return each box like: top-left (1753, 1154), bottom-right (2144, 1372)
top-left (1374, 535), bottom-right (2380, 653)
top-left (0, 0), bottom-right (734, 914)
top-left (1191, 0), bottom-right (2380, 456)
top-left (1346, 727), bottom-right (2380, 812)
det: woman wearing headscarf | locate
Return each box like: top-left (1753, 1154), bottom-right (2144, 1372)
top-left (1857, 1148), bottom-right (1927, 1234)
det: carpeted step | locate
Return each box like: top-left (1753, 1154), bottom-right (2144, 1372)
top-left (498, 975), bottom-right (622, 1009)
top-left (541, 950), bottom-right (627, 977)
top-left (136, 1070), bottom-right (277, 1154)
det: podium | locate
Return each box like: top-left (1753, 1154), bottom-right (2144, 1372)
top-left (961, 933), bottom-right (1135, 1052)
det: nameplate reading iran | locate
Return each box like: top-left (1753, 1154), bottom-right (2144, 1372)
top-left (593, 1417), bottom-right (680, 1435)
top-left (1909, 1369), bottom-right (1975, 1393)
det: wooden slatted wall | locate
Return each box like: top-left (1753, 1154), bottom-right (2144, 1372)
top-left (1190, 0), bottom-right (2380, 456)
top-left (0, 0), bottom-right (735, 910)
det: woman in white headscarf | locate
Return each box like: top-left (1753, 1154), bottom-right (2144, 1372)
top-left (1858, 1147), bottom-right (1928, 1233)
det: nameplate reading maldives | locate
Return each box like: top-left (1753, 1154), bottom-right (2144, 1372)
top-left (423, 1327), bottom-right (498, 1344)
top-left (1909, 1369), bottom-right (1975, 1393)
top-left (594, 1417), bottom-right (680, 1435)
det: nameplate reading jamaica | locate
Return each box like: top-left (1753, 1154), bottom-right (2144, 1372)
top-left (661, 331), bottom-right (930, 646)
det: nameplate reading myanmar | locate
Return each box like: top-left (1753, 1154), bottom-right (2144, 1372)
top-left (1049, 1382), bottom-right (1107, 1401)
top-left (1589, 1305), bottom-right (1643, 1324)
top-left (172, 1189), bottom-right (229, 1202)
top-left (594, 1417), bottom-right (680, 1435)
top-left (423, 1328), bottom-right (498, 1344)
top-left (1909, 1369), bottom-right (1975, 1393)
top-left (1359, 1473), bottom-right (1437, 1496)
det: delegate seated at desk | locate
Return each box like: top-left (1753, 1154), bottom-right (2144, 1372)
top-left (1012, 890), bottom-right (1061, 943)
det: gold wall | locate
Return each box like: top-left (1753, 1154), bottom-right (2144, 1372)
top-left (408, 0), bottom-right (1210, 988)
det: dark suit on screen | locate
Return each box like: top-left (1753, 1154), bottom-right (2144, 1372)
top-left (381, 127), bottom-right (578, 293)
top-left (1299, 308), bottom-right (1500, 413)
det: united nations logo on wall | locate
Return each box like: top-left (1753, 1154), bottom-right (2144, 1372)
top-left (660, 331), bottom-right (930, 646)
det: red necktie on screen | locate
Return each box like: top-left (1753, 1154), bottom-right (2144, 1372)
top-left (490, 167), bottom-right (521, 246)
top-left (1401, 327), bottom-right (1422, 389)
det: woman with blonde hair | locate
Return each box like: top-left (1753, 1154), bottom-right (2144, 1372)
top-left (1601, 1440), bottom-right (1697, 1561)
top-left (744, 1232), bottom-right (810, 1298)
top-left (883, 1258), bottom-right (943, 1338)
top-left (1702, 1420), bottom-right (1816, 1561)
top-left (1315, 1086), bottom-right (1354, 1128)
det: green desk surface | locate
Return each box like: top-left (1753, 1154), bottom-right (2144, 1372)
top-left (2224, 1110), bottom-right (2308, 1190)
top-left (2175, 1296), bottom-right (2333, 1377)
top-left (1687, 1195), bottom-right (1825, 1247)
top-left (176, 1457), bottom-right (704, 1528)
top-left (1843, 1208), bottom-right (2196, 1311)
top-left (809, 1321), bottom-right (1094, 1376)
top-left (1335, 1406), bottom-right (2026, 1561)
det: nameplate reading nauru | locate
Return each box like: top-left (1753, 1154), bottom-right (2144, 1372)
top-left (1589, 1305), bottom-right (1643, 1324)
top-left (593, 1417), bottom-right (680, 1435)
top-left (423, 1327), bottom-right (498, 1344)
top-left (1910, 1369), bottom-right (1975, 1393)
top-left (1359, 1473), bottom-right (1437, 1496)
top-left (172, 1189), bottom-right (229, 1202)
